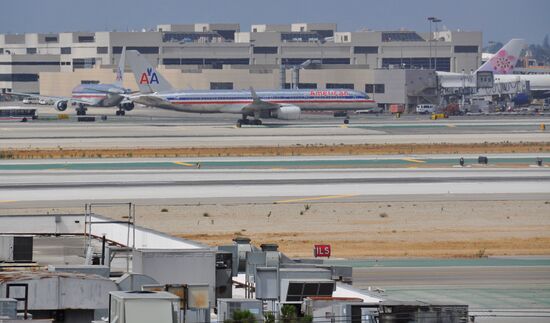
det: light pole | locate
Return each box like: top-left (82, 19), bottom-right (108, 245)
top-left (432, 18), bottom-right (442, 71)
top-left (427, 17), bottom-right (436, 69)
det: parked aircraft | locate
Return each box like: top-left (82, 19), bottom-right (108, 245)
top-left (11, 48), bottom-right (134, 115)
top-left (439, 39), bottom-right (550, 99)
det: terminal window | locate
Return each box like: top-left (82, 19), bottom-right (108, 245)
top-left (73, 58), bottom-right (96, 69)
top-left (454, 46), bottom-right (478, 53)
top-left (210, 82), bottom-right (233, 90)
top-left (164, 58), bottom-right (250, 66)
top-left (215, 30), bottom-right (236, 41)
top-left (0, 74), bottom-right (39, 82)
top-left (205, 58), bottom-right (249, 68)
top-left (326, 83), bottom-right (354, 89)
top-left (26, 48), bottom-right (37, 54)
top-left (281, 32), bottom-right (320, 42)
top-left (78, 36), bottom-right (95, 43)
top-left (284, 83), bottom-right (317, 89)
top-left (365, 84), bottom-right (374, 93)
top-left (311, 30), bottom-right (334, 39)
top-left (365, 84), bottom-right (384, 93)
top-left (180, 58), bottom-right (206, 65)
top-left (382, 32), bottom-right (424, 42)
top-left (96, 47), bottom-right (108, 54)
top-left (322, 58), bottom-right (350, 65)
top-left (163, 58), bottom-right (181, 65)
top-left (81, 80), bottom-right (100, 84)
top-left (382, 57), bottom-right (450, 72)
top-left (44, 36), bottom-right (58, 43)
top-left (354, 46), bottom-right (378, 54)
top-left (253, 46), bottom-right (278, 54)
top-left (61, 47), bottom-right (71, 55)
top-left (113, 46), bottom-right (159, 54)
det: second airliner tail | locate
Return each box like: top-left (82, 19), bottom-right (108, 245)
top-left (476, 39), bottom-right (526, 74)
top-left (126, 50), bottom-right (174, 93)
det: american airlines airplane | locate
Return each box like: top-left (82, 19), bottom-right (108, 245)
top-left (11, 48), bottom-right (134, 116)
top-left (125, 50), bottom-right (376, 126)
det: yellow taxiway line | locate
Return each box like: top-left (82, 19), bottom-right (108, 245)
top-left (174, 161), bottom-right (196, 167)
top-left (402, 158), bottom-right (426, 163)
top-left (276, 194), bottom-right (358, 204)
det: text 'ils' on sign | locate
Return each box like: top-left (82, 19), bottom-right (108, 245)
top-left (314, 244), bottom-right (331, 258)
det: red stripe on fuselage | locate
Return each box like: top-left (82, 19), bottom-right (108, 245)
top-left (170, 99), bottom-right (375, 105)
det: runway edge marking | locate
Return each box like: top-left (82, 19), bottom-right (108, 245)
top-left (276, 194), bottom-right (358, 204)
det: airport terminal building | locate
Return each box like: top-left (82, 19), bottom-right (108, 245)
top-left (0, 23), bottom-right (482, 109)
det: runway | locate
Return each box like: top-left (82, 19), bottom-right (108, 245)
top-left (1, 109), bottom-right (549, 149)
top-left (1, 157), bottom-right (549, 204)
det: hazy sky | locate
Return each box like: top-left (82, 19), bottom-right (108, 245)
top-left (1, 0), bottom-right (549, 44)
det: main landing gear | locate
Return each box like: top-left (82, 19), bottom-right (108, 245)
top-left (116, 108), bottom-right (126, 116)
top-left (236, 116), bottom-right (262, 127)
top-left (76, 104), bottom-right (87, 116)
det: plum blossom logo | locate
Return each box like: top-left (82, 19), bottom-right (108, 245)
top-left (490, 50), bottom-right (516, 74)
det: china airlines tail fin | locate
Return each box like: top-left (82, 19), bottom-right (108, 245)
top-left (476, 39), bottom-right (526, 74)
top-left (126, 50), bottom-right (174, 93)
top-left (114, 47), bottom-right (126, 87)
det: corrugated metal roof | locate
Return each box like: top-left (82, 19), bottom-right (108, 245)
top-left (0, 271), bottom-right (110, 283)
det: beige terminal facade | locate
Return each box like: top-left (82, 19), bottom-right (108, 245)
top-left (0, 23), bottom-right (482, 109)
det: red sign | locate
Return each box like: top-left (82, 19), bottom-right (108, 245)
top-left (314, 244), bottom-right (331, 258)
top-left (310, 90), bottom-right (349, 97)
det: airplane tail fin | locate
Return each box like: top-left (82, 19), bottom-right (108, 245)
top-left (476, 39), bottom-right (526, 74)
top-left (114, 46), bottom-right (126, 87)
top-left (126, 50), bottom-right (174, 93)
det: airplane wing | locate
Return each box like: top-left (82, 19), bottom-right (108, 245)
top-left (8, 91), bottom-right (65, 101)
top-left (128, 94), bottom-right (174, 109)
top-left (7, 91), bottom-right (97, 106)
top-left (240, 87), bottom-right (280, 113)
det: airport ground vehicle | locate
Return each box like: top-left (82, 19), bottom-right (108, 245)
top-left (0, 107), bottom-right (37, 121)
top-left (431, 113), bottom-right (448, 120)
top-left (389, 104), bottom-right (405, 114)
top-left (416, 104), bottom-right (436, 114)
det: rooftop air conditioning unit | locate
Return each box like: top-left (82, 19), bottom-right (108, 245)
top-left (109, 291), bottom-right (179, 323)
top-left (0, 235), bottom-right (33, 263)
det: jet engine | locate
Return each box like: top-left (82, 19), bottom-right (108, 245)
top-left (120, 101), bottom-right (135, 111)
top-left (54, 100), bottom-right (68, 111)
top-left (273, 105), bottom-right (301, 120)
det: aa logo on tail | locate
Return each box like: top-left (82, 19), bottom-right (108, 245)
top-left (139, 68), bottom-right (159, 84)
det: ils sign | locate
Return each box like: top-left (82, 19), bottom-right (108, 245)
top-left (314, 244), bottom-right (331, 258)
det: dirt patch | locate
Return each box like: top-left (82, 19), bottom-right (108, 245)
top-left (178, 233), bottom-right (550, 258)
top-left (1, 142), bottom-right (549, 159)
top-left (4, 200), bottom-right (550, 258)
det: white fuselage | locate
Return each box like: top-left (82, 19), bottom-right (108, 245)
top-left (136, 89), bottom-right (376, 114)
top-left (494, 74), bottom-right (550, 92)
